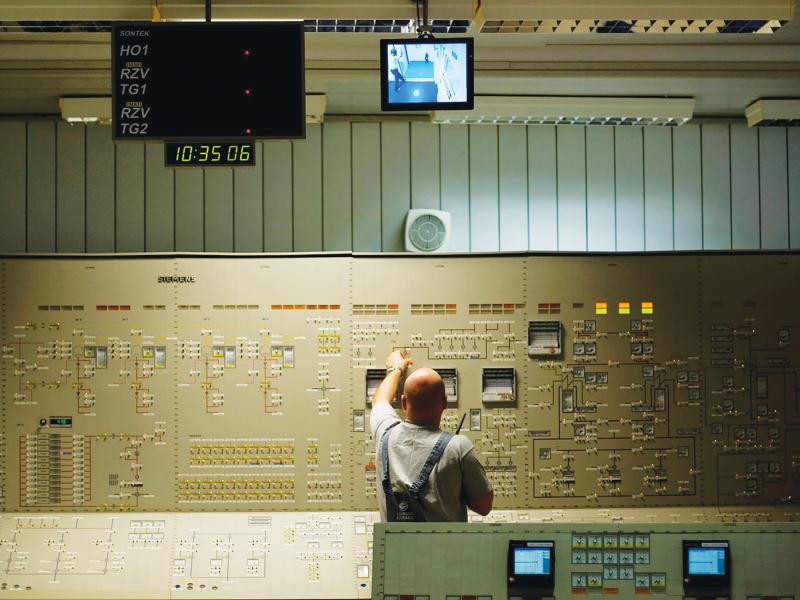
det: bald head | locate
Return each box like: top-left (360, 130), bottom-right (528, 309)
top-left (401, 368), bottom-right (447, 425)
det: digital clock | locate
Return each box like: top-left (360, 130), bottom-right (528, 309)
top-left (164, 141), bottom-right (256, 167)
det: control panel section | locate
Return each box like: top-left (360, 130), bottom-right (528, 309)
top-left (528, 321), bottom-right (562, 357)
top-left (507, 540), bottom-right (555, 599)
top-left (365, 369), bottom-right (386, 406)
top-left (482, 368), bottom-right (516, 404)
top-left (434, 368), bottom-right (458, 405)
top-left (682, 540), bottom-right (731, 599)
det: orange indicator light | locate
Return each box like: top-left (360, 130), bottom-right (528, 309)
top-left (641, 301), bottom-right (654, 315)
top-left (618, 301), bottom-right (631, 315)
top-left (595, 302), bottom-right (608, 315)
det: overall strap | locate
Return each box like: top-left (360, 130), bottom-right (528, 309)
top-left (408, 431), bottom-right (454, 497)
top-left (380, 421), bottom-right (402, 501)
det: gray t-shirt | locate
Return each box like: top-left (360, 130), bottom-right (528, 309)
top-left (370, 402), bottom-right (493, 522)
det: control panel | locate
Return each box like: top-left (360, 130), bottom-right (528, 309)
top-left (1, 254), bottom-right (800, 512)
top-left (373, 522), bottom-right (800, 600)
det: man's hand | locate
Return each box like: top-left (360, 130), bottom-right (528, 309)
top-left (386, 351), bottom-right (412, 374)
top-left (372, 352), bottom-right (412, 407)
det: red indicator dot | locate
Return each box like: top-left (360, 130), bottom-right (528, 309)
top-left (245, 128), bottom-right (252, 134)
top-left (243, 49), bottom-right (251, 56)
top-left (245, 89), bottom-right (251, 95)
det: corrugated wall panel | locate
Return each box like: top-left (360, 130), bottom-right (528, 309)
top-left (528, 125), bottom-right (558, 251)
top-left (410, 122), bottom-right (440, 210)
top-left (586, 127), bottom-right (616, 251)
top-left (440, 125), bottom-right (470, 252)
top-left (469, 125), bottom-right (499, 252)
top-left (144, 142), bottom-right (174, 252)
top-left (790, 129), bottom-right (800, 250)
top-left (701, 124), bottom-right (732, 250)
top-left (0, 122), bottom-right (26, 253)
top-left (263, 141), bottom-right (293, 252)
top-left (672, 125), bottom-right (703, 250)
top-left (26, 121), bottom-right (56, 253)
top-left (233, 142), bottom-right (264, 253)
top-left (85, 124), bottom-right (115, 252)
top-left (615, 127), bottom-right (645, 251)
top-left (498, 125), bottom-right (528, 252)
top-left (204, 169), bottom-right (234, 252)
top-left (380, 122), bottom-right (409, 252)
top-left (174, 169), bottom-right (204, 252)
top-left (730, 124), bottom-right (760, 250)
top-left (292, 124), bottom-right (323, 252)
top-left (352, 123), bottom-right (382, 252)
top-left (556, 126), bottom-right (587, 251)
top-left (643, 127), bottom-right (673, 251)
top-left (321, 122), bottom-right (352, 251)
top-left (10, 121), bottom-right (799, 255)
top-left (56, 123), bottom-right (86, 253)
top-left (115, 142), bottom-right (145, 252)
top-left (759, 128), bottom-right (789, 249)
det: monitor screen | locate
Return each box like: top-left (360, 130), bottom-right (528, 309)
top-left (380, 38), bottom-right (474, 111)
top-left (687, 548), bottom-right (727, 575)
top-left (513, 547), bottom-right (552, 576)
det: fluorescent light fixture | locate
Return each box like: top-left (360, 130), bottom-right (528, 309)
top-left (745, 99), bottom-right (800, 127)
top-left (431, 96), bottom-right (695, 126)
top-left (59, 97), bottom-right (112, 125)
top-left (59, 94), bottom-right (326, 125)
top-left (305, 94), bottom-right (327, 123)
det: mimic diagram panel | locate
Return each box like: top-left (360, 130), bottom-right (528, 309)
top-left (0, 508), bottom-right (797, 600)
top-left (0, 511), bottom-right (375, 599)
top-left (1, 254), bottom-right (799, 512)
top-left (372, 522), bottom-right (800, 600)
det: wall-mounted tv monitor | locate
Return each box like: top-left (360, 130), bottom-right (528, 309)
top-left (380, 38), bottom-right (474, 111)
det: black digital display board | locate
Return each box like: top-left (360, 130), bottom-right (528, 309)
top-left (112, 22), bottom-right (305, 141)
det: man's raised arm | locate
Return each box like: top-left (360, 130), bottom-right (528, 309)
top-left (371, 351), bottom-right (412, 408)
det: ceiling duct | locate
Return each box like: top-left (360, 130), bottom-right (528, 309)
top-left (745, 99), bottom-right (800, 127)
top-left (431, 96), bottom-right (695, 126)
top-left (477, 0), bottom-right (793, 21)
top-left (478, 18), bottom-right (787, 34)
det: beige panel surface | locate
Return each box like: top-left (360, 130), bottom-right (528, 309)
top-left (1, 254), bottom-right (799, 514)
top-left (373, 521), bottom-right (800, 600)
top-left (1, 507), bottom-right (799, 600)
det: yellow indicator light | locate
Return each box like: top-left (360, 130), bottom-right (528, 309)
top-left (618, 302), bottom-right (631, 315)
top-left (642, 301), bottom-right (654, 315)
top-left (595, 302), bottom-right (608, 315)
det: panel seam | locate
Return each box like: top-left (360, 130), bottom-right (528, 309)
top-left (525, 125), bottom-right (530, 251)
top-left (24, 121), bottom-right (28, 253)
top-left (54, 123), bottom-right (59, 253)
top-left (584, 126), bottom-right (588, 252)
top-left (757, 128), bottom-right (762, 249)
top-left (555, 126), bottom-right (560, 252)
top-left (670, 127), bottom-right (675, 251)
top-left (700, 125), bottom-right (705, 250)
top-left (320, 125), bottom-right (325, 251)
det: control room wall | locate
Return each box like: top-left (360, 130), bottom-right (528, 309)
top-left (0, 119), bottom-right (798, 254)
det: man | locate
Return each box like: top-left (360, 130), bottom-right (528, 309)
top-left (389, 47), bottom-right (406, 92)
top-left (370, 350), bottom-right (494, 522)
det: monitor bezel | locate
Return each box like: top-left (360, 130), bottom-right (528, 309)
top-left (507, 540), bottom-right (555, 589)
top-left (379, 37), bottom-right (474, 112)
top-left (682, 540), bottom-right (731, 591)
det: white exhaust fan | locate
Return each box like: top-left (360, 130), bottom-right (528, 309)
top-left (405, 209), bottom-right (451, 253)
top-left (432, 96), bottom-right (695, 126)
top-left (745, 99), bottom-right (800, 127)
top-left (59, 94), bottom-right (326, 124)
